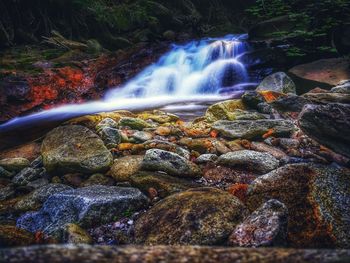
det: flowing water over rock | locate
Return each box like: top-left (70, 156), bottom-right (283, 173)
top-left (0, 35), bottom-right (255, 136)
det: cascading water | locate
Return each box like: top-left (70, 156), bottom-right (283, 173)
top-left (0, 34), bottom-right (255, 132)
top-left (105, 34), bottom-right (250, 99)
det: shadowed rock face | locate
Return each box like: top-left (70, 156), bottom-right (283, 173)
top-left (1, 245), bottom-right (350, 263)
top-left (247, 164), bottom-right (350, 248)
top-left (298, 103), bottom-right (350, 158)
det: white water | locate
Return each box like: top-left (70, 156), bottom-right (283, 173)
top-left (0, 34), bottom-right (254, 132)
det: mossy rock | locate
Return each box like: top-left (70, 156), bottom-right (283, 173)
top-left (41, 125), bottom-right (113, 174)
top-left (205, 100), bottom-right (246, 122)
top-left (134, 187), bottom-right (248, 245)
top-left (119, 117), bottom-right (153, 130)
top-left (138, 110), bottom-right (179, 124)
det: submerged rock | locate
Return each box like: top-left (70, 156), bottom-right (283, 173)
top-left (299, 103), bottom-right (350, 158)
top-left (141, 149), bottom-right (201, 178)
top-left (256, 72), bottom-right (296, 94)
top-left (247, 164), bottom-right (350, 248)
top-left (134, 187), bottom-right (248, 245)
top-left (41, 125), bottom-right (113, 174)
top-left (213, 119), bottom-right (295, 140)
top-left (228, 199), bottom-right (288, 247)
top-left (17, 186), bottom-right (149, 235)
top-left (217, 150), bottom-right (279, 174)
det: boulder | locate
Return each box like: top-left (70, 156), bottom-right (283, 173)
top-left (134, 187), bottom-right (248, 245)
top-left (299, 103), bottom-right (350, 158)
top-left (302, 93), bottom-right (350, 104)
top-left (256, 72), bottom-right (296, 94)
top-left (141, 149), bottom-right (201, 178)
top-left (228, 199), bottom-right (288, 247)
top-left (0, 157), bottom-right (30, 172)
top-left (17, 186), bottom-right (149, 235)
top-left (109, 155), bottom-right (143, 181)
top-left (130, 171), bottom-right (198, 198)
top-left (247, 164), bottom-right (350, 248)
top-left (41, 125), bottom-right (113, 174)
top-left (213, 119), bottom-right (295, 140)
top-left (217, 150), bottom-right (279, 174)
top-left (1, 245), bottom-right (350, 263)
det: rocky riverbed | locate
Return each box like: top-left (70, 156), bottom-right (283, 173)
top-left (0, 69), bottom-right (350, 262)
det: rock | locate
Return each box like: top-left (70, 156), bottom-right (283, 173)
top-left (138, 110), bottom-right (179, 124)
top-left (256, 72), bottom-right (296, 94)
top-left (250, 142), bottom-right (288, 160)
top-left (61, 223), bottom-right (93, 244)
top-left (205, 100), bottom-right (246, 122)
top-left (213, 119), bottom-right (295, 140)
top-left (299, 103), bottom-right (350, 158)
top-left (0, 225), bottom-right (35, 247)
top-left (143, 140), bottom-right (190, 159)
top-left (1, 245), bottom-right (350, 263)
top-left (141, 149), bottom-right (201, 178)
top-left (97, 127), bottom-right (121, 149)
top-left (246, 164), bottom-right (350, 248)
top-left (195, 154), bottom-right (218, 164)
top-left (130, 171), bottom-right (198, 198)
top-left (302, 93), bottom-right (350, 104)
top-left (118, 117), bottom-right (152, 130)
top-left (12, 167), bottom-right (46, 186)
top-left (41, 125), bottom-right (113, 174)
top-left (81, 174), bottom-right (114, 187)
top-left (0, 185), bottom-right (15, 201)
top-left (95, 118), bottom-right (118, 130)
top-left (131, 131), bottom-right (153, 142)
top-left (14, 184), bottom-right (73, 212)
top-left (0, 166), bottom-right (13, 178)
top-left (217, 150), bottom-right (279, 174)
top-left (331, 80), bottom-right (350, 94)
top-left (228, 199), bottom-right (288, 247)
top-left (134, 187), bottom-right (248, 245)
top-left (0, 158), bottom-right (30, 172)
top-left (203, 165), bottom-right (257, 184)
top-left (178, 138), bottom-right (230, 154)
top-left (17, 186), bottom-right (149, 235)
top-left (270, 94), bottom-right (311, 113)
top-left (241, 91), bottom-right (265, 109)
top-left (289, 58), bottom-right (350, 86)
top-left (109, 156), bottom-right (143, 181)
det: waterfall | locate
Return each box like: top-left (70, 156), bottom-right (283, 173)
top-left (106, 34), bottom-right (250, 99)
top-left (0, 34), bottom-right (254, 132)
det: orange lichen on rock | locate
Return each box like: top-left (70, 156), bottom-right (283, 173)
top-left (262, 128), bottom-right (275, 139)
top-left (258, 90), bottom-right (286, 103)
